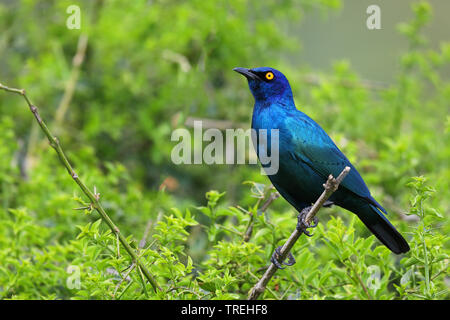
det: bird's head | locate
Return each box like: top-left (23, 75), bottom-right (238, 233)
top-left (233, 67), bottom-right (293, 104)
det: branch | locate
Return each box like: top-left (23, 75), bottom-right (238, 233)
top-left (0, 83), bottom-right (161, 292)
top-left (23, 34), bottom-right (89, 179)
top-left (243, 189), bottom-right (280, 242)
top-left (54, 33), bottom-right (89, 128)
top-left (301, 74), bottom-right (389, 91)
top-left (247, 166), bottom-right (351, 300)
top-left (259, 190), bottom-right (280, 213)
top-left (184, 116), bottom-right (248, 130)
top-left (53, 0), bottom-right (103, 129)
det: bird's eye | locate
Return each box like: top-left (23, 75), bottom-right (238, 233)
top-left (265, 72), bottom-right (274, 80)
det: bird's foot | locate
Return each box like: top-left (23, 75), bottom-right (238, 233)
top-left (296, 206), bottom-right (319, 236)
top-left (270, 246), bottom-right (296, 269)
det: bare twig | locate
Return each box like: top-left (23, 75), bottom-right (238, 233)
top-left (301, 74), bottom-right (389, 91)
top-left (54, 33), bottom-right (89, 128)
top-left (113, 262), bottom-right (136, 299)
top-left (247, 166), bottom-right (351, 300)
top-left (185, 117), bottom-right (248, 130)
top-left (21, 34), bottom-right (88, 177)
top-left (0, 83), bottom-right (161, 292)
top-left (24, 1), bottom-right (98, 178)
top-left (244, 186), bottom-right (280, 242)
top-left (347, 256), bottom-right (373, 300)
top-left (243, 185), bottom-right (279, 242)
top-left (53, 0), bottom-right (102, 128)
top-left (259, 191), bottom-right (280, 213)
top-left (139, 219), bottom-right (154, 249)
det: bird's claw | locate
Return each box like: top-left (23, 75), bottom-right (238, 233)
top-left (296, 206), bottom-right (319, 236)
top-left (270, 246), bottom-right (296, 269)
top-left (269, 207), bottom-right (321, 269)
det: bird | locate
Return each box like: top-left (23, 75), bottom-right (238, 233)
top-left (234, 67), bottom-right (410, 261)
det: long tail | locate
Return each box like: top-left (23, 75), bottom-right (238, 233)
top-left (355, 203), bottom-right (410, 254)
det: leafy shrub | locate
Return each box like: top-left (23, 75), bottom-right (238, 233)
top-left (0, 1), bottom-right (448, 300)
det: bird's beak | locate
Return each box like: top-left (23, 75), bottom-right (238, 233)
top-left (233, 67), bottom-right (261, 80)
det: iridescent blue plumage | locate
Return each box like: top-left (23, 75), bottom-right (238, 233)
top-left (234, 67), bottom-right (409, 254)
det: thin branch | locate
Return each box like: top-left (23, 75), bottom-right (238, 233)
top-left (247, 166), bottom-right (351, 300)
top-left (53, 0), bottom-right (102, 129)
top-left (139, 219), bottom-right (154, 249)
top-left (244, 187), bottom-right (280, 242)
top-left (113, 262), bottom-right (136, 299)
top-left (259, 190), bottom-right (280, 213)
top-left (185, 116), bottom-right (248, 130)
top-left (301, 74), bottom-right (389, 91)
top-left (54, 33), bottom-right (89, 128)
top-left (346, 257), bottom-right (373, 300)
top-left (24, 34), bottom-right (89, 177)
top-left (0, 83), bottom-right (161, 292)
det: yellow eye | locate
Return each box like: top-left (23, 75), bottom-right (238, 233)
top-left (265, 72), bottom-right (274, 80)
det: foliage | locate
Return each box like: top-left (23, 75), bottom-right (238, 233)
top-left (0, 0), bottom-right (448, 300)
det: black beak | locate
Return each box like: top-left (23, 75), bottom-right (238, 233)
top-left (233, 67), bottom-right (261, 80)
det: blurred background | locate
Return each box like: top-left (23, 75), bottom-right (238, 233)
top-left (0, 0), bottom-right (448, 299)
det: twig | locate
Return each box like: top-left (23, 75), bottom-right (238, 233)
top-left (185, 117), bottom-right (248, 130)
top-left (113, 262), bottom-right (136, 299)
top-left (259, 191), bottom-right (280, 213)
top-left (23, 0), bottom-right (104, 180)
top-left (247, 166), bottom-right (351, 300)
top-left (53, 0), bottom-right (102, 128)
top-left (243, 187), bottom-right (280, 242)
top-left (25, 32), bottom-right (90, 179)
top-left (301, 74), bottom-right (389, 91)
top-left (54, 33), bottom-right (89, 128)
top-left (139, 219), bottom-right (154, 249)
top-left (0, 83), bottom-right (161, 292)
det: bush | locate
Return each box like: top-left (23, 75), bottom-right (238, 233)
top-left (0, 0), bottom-right (448, 300)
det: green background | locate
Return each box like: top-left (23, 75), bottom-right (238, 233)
top-left (0, 0), bottom-right (448, 300)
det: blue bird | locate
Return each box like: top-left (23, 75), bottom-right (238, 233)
top-left (234, 67), bottom-right (409, 257)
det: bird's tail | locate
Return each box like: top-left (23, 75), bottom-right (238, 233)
top-left (355, 203), bottom-right (410, 254)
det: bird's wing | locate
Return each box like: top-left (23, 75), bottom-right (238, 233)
top-left (285, 114), bottom-right (377, 204)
